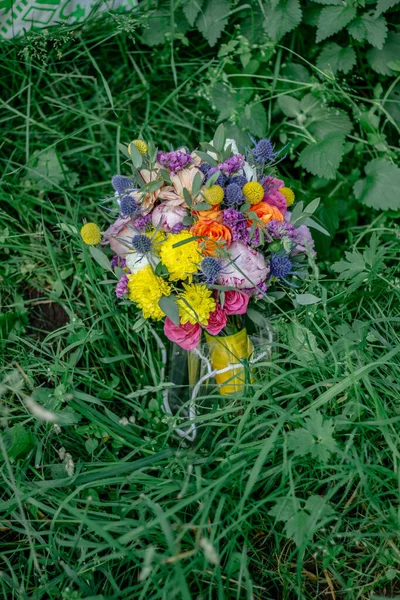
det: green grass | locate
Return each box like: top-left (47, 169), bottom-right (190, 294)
top-left (1, 14), bottom-right (400, 600)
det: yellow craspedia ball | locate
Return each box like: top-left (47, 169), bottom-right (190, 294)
top-left (243, 181), bottom-right (264, 205)
top-left (80, 222), bottom-right (101, 245)
top-left (279, 187), bottom-right (295, 207)
top-left (129, 139), bottom-right (148, 155)
top-left (203, 185), bottom-right (224, 206)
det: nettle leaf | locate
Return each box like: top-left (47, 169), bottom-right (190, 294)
top-left (367, 32), bottom-right (400, 75)
top-left (316, 6), bottom-right (357, 43)
top-left (299, 133), bottom-right (345, 179)
top-left (196, 0), bottom-right (231, 47)
top-left (374, 0), bottom-right (400, 17)
top-left (142, 10), bottom-right (189, 46)
top-left (3, 424), bottom-right (35, 460)
top-left (299, 94), bottom-right (352, 139)
top-left (211, 82), bottom-right (239, 122)
top-left (263, 0), bottom-right (302, 42)
top-left (277, 95), bottom-right (301, 117)
top-left (331, 234), bottom-right (386, 294)
top-left (348, 14), bottom-right (388, 49)
top-left (183, 0), bottom-right (204, 26)
top-left (317, 43), bottom-right (356, 74)
top-left (269, 496), bottom-right (300, 522)
top-left (238, 103), bottom-right (267, 137)
top-left (353, 159), bottom-right (400, 211)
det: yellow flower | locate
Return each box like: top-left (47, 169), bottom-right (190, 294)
top-left (80, 222), bottom-right (101, 245)
top-left (159, 231), bottom-right (202, 281)
top-left (129, 139), bottom-right (148, 155)
top-left (127, 265), bottom-right (170, 320)
top-left (177, 283), bottom-right (216, 326)
top-left (279, 187), bottom-right (295, 207)
top-left (243, 182), bottom-right (264, 205)
top-left (203, 185), bottom-right (224, 206)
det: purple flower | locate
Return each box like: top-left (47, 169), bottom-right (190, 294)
top-left (111, 255), bottom-right (127, 269)
top-left (242, 282), bottom-right (268, 298)
top-left (225, 183), bottom-right (244, 207)
top-left (112, 175), bottom-right (135, 196)
top-left (132, 213), bottom-right (152, 231)
top-left (222, 208), bottom-right (247, 242)
top-left (218, 154), bottom-right (245, 174)
top-left (252, 139), bottom-right (278, 164)
top-left (116, 274), bottom-right (129, 298)
top-left (293, 225), bottom-right (315, 255)
top-left (157, 150), bottom-right (192, 174)
top-left (230, 175), bottom-right (247, 188)
top-left (207, 167), bottom-right (227, 187)
top-left (270, 254), bottom-right (293, 278)
top-left (267, 219), bottom-right (296, 240)
top-left (170, 222), bottom-right (189, 233)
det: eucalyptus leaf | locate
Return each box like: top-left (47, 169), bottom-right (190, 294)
top-left (295, 294), bottom-right (321, 306)
top-left (213, 123), bottom-right (226, 152)
top-left (159, 295), bottom-right (180, 326)
top-left (129, 143), bottom-right (143, 169)
top-left (89, 246), bottom-right (112, 271)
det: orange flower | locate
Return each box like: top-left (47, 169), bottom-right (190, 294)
top-left (191, 219), bottom-right (232, 256)
top-left (247, 202), bottom-right (283, 226)
top-left (192, 205), bottom-right (223, 223)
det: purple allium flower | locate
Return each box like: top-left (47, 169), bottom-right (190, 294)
top-left (267, 219), bottom-right (296, 240)
top-left (222, 208), bottom-right (247, 242)
top-left (230, 175), bottom-right (247, 188)
top-left (111, 255), bottom-right (127, 269)
top-left (157, 150), bottom-right (192, 174)
top-left (225, 183), bottom-right (244, 207)
top-left (116, 274), bottom-right (129, 298)
top-left (112, 175), bottom-right (135, 196)
top-left (252, 139), bottom-right (278, 164)
top-left (170, 222), bottom-right (188, 234)
top-left (132, 213), bottom-right (152, 231)
top-left (270, 254), bottom-right (293, 278)
top-left (219, 154), bottom-right (245, 174)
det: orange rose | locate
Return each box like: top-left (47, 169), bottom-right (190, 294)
top-left (191, 219), bottom-right (232, 256)
top-left (192, 205), bottom-right (223, 223)
top-left (247, 202), bottom-right (283, 226)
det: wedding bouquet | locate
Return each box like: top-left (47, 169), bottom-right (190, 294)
top-left (80, 126), bottom-right (319, 395)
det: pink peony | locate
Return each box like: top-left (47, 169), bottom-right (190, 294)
top-left (223, 290), bottom-right (250, 316)
top-left (205, 304), bottom-right (227, 335)
top-left (151, 203), bottom-right (188, 232)
top-left (262, 176), bottom-right (287, 214)
top-left (218, 241), bottom-right (269, 289)
top-left (101, 217), bottom-right (132, 256)
top-left (164, 318), bottom-right (201, 350)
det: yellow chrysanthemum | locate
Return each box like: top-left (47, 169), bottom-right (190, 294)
top-left (127, 265), bottom-right (171, 320)
top-left (279, 187), bottom-right (295, 207)
top-left (177, 283), bottom-right (216, 326)
top-left (243, 181), bottom-right (264, 205)
top-left (129, 139), bottom-right (148, 155)
top-left (203, 185), bottom-right (224, 206)
top-left (80, 222), bottom-right (101, 245)
top-left (159, 231), bottom-right (202, 281)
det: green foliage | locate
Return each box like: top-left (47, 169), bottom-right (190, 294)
top-left (354, 158), bottom-right (400, 210)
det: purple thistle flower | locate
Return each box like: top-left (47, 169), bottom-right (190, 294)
top-left (116, 274), bottom-right (129, 298)
top-left (225, 183), bottom-right (244, 207)
top-left (157, 150), bottom-right (192, 174)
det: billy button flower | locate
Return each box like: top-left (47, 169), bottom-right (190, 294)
top-left (242, 182), bottom-right (264, 205)
top-left (279, 187), bottom-right (295, 207)
top-left (129, 139), bottom-right (148, 155)
top-left (80, 222), bottom-right (101, 245)
top-left (203, 184), bottom-right (224, 206)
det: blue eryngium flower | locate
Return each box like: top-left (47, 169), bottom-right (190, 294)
top-left (252, 138), bottom-right (278, 164)
top-left (131, 234), bottom-right (152, 255)
top-left (111, 175), bottom-right (135, 196)
top-left (200, 257), bottom-right (223, 285)
top-left (120, 195), bottom-right (137, 216)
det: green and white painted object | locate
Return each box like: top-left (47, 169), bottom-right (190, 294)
top-left (0, 0), bottom-right (137, 39)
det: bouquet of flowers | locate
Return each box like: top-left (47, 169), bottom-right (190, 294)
top-left (80, 126), bottom-right (319, 396)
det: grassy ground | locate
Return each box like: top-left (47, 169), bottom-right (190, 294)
top-left (1, 14), bottom-right (400, 600)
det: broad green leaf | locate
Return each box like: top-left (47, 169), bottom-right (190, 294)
top-left (85, 439), bottom-right (99, 454)
top-left (142, 10), bottom-right (189, 46)
top-left (277, 95), bottom-right (301, 117)
top-left (367, 32), bottom-right (400, 75)
top-left (316, 6), bottom-right (357, 43)
top-left (89, 246), bottom-right (112, 271)
top-left (288, 410), bottom-right (338, 461)
top-left (299, 133), bottom-right (345, 179)
top-left (183, 0), bottom-right (204, 26)
top-left (295, 294), bottom-right (321, 306)
top-left (158, 295), bottom-right (180, 326)
top-left (284, 511), bottom-right (310, 547)
top-left (117, 143), bottom-right (130, 158)
top-left (298, 94), bottom-right (352, 138)
top-left (191, 171), bottom-right (203, 197)
top-left (213, 123), bottom-right (226, 153)
top-left (303, 217), bottom-right (330, 236)
top-left (287, 323), bottom-right (324, 363)
top-left (263, 0), bottom-right (302, 42)
top-left (205, 171), bottom-right (223, 188)
top-left (129, 143), bottom-right (143, 169)
top-left (269, 497), bottom-right (300, 522)
top-left (238, 102), bottom-right (267, 137)
top-left (183, 188), bottom-right (193, 207)
top-left (348, 14), bottom-right (388, 49)
top-left (3, 424), bottom-right (35, 460)
top-left (194, 151), bottom-right (218, 166)
top-left (374, 0), bottom-right (400, 17)
top-left (305, 197), bottom-right (320, 214)
top-left (353, 159), bottom-right (400, 211)
top-left (317, 43), bottom-right (356, 74)
top-left (196, 0), bottom-right (231, 47)
top-left (211, 82), bottom-right (239, 122)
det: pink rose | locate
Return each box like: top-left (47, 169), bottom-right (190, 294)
top-left (164, 318), bottom-right (201, 350)
top-left (151, 203), bottom-right (188, 232)
top-left (262, 176), bottom-right (287, 214)
top-left (101, 217), bottom-right (133, 256)
top-left (218, 241), bottom-right (269, 289)
top-left (223, 290), bottom-right (249, 316)
top-left (205, 304), bottom-right (227, 335)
